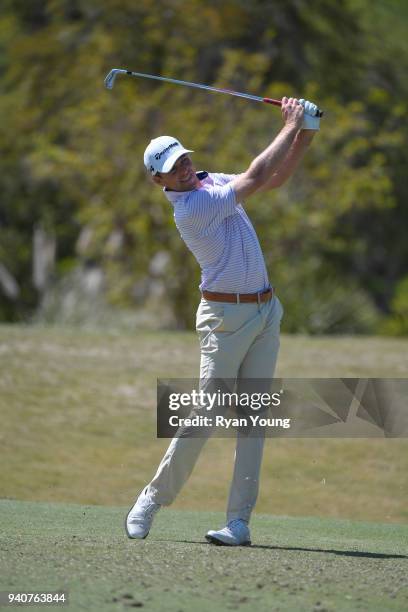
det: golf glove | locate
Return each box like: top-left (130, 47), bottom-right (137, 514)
top-left (299, 99), bottom-right (320, 130)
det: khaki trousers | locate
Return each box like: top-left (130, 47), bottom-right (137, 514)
top-left (148, 295), bottom-right (283, 522)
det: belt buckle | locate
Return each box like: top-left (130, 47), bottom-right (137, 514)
top-left (236, 293), bottom-right (240, 304)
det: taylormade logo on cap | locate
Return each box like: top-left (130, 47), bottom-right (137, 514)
top-left (144, 136), bottom-right (194, 175)
top-left (154, 141), bottom-right (178, 160)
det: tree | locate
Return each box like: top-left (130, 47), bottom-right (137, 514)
top-left (0, 0), bottom-right (407, 333)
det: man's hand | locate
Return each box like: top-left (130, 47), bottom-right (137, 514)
top-left (281, 97), bottom-right (304, 130)
top-left (299, 99), bottom-right (320, 130)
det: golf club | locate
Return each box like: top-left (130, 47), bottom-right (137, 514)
top-left (104, 68), bottom-right (323, 117)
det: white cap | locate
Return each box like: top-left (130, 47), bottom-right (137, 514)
top-left (144, 136), bottom-right (193, 175)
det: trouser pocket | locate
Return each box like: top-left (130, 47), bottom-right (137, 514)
top-left (196, 300), bottom-right (225, 351)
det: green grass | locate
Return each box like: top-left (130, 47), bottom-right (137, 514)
top-left (0, 500), bottom-right (407, 612)
top-left (1, 325), bottom-right (408, 611)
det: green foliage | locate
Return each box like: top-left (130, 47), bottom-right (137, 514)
top-left (380, 277), bottom-right (408, 336)
top-left (0, 0), bottom-right (407, 332)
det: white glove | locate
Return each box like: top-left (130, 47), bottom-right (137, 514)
top-left (299, 99), bottom-right (320, 130)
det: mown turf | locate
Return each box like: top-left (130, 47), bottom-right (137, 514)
top-left (1, 323), bottom-right (407, 611)
top-left (0, 500), bottom-right (407, 612)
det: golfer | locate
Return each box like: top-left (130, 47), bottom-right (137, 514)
top-left (126, 97), bottom-right (319, 545)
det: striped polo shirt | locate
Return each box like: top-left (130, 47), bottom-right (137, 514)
top-left (164, 171), bottom-right (270, 293)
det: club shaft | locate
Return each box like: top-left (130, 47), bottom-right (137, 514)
top-left (105, 69), bottom-right (281, 105)
top-left (126, 70), bottom-right (280, 106)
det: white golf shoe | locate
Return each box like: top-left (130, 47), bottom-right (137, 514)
top-left (205, 519), bottom-right (251, 546)
top-left (125, 487), bottom-right (161, 539)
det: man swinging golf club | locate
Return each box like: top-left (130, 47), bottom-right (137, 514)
top-left (126, 97), bottom-right (319, 546)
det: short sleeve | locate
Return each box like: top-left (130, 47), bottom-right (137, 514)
top-left (210, 172), bottom-right (241, 186)
top-left (185, 182), bottom-right (237, 233)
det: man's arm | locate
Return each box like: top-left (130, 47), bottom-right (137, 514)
top-left (255, 129), bottom-right (316, 192)
top-left (231, 97), bottom-right (304, 202)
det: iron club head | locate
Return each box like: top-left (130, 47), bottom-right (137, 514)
top-left (104, 69), bottom-right (127, 89)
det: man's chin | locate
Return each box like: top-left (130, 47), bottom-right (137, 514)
top-left (180, 177), bottom-right (198, 190)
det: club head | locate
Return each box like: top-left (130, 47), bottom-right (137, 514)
top-left (104, 69), bottom-right (126, 89)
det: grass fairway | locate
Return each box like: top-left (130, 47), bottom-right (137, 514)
top-left (1, 325), bottom-right (408, 610)
top-left (0, 499), bottom-right (407, 612)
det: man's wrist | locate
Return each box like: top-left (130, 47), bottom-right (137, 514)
top-left (282, 123), bottom-right (300, 136)
top-left (297, 130), bottom-right (316, 145)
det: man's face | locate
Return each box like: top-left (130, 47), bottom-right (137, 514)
top-left (152, 154), bottom-right (200, 192)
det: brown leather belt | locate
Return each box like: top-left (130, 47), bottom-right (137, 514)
top-left (202, 287), bottom-right (274, 304)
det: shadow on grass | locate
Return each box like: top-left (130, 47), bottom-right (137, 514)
top-left (167, 540), bottom-right (408, 559)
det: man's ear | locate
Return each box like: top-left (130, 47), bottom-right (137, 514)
top-left (152, 174), bottom-right (163, 186)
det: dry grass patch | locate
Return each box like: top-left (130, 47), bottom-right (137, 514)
top-left (1, 325), bottom-right (407, 522)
